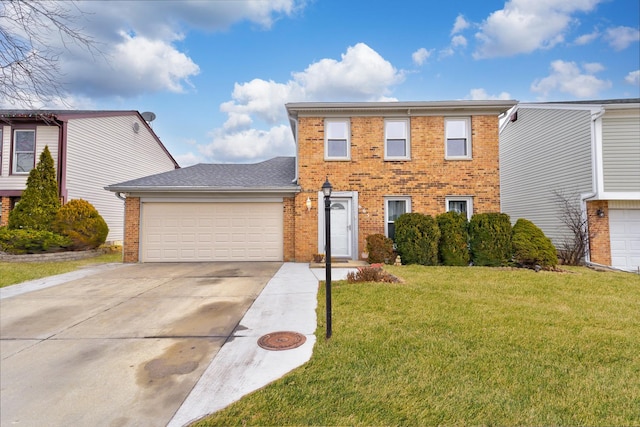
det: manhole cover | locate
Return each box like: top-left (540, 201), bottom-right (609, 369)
top-left (258, 331), bottom-right (306, 351)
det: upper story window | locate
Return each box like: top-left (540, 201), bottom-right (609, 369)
top-left (445, 117), bottom-right (471, 159)
top-left (325, 119), bottom-right (350, 160)
top-left (385, 119), bottom-right (410, 160)
top-left (446, 196), bottom-right (473, 220)
top-left (13, 129), bottom-right (36, 174)
top-left (385, 196), bottom-right (411, 241)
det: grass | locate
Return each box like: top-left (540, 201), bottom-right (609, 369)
top-left (194, 265), bottom-right (640, 426)
top-left (0, 250), bottom-right (122, 288)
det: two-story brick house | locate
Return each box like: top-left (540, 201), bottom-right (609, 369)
top-left (109, 100), bottom-right (515, 263)
top-left (1, 110), bottom-right (179, 243)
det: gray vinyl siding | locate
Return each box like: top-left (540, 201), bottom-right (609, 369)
top-left (65, 115), bottom-right (176, 242)
top-left (602, 114), bottom-right (640, 192)
top-left (500, 108), bottom-right (593, 247)
top-left (0, 125), bottom-right (59, 190)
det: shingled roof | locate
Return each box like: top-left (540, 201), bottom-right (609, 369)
top-left (106, 156), bottom-right (299, 193)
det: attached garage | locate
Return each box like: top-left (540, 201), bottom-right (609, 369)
top-left (106, 157), bottom-right (299, 263)
top-left (141, 202), bottom-right (283, 262)
top-left (609, 206), bottom-right (640, 272)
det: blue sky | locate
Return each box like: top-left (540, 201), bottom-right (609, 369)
top-left (3, 0), bottom-right (639, 166)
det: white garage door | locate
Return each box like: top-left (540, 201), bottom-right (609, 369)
top-left (609, 208), bottom-right (640, 272)
top-left (141, 202), bottom-right (283, 262)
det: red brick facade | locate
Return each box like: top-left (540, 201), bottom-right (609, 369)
top-left (123, 196), bottom-right (140, 263)
top-left (0, 197), bottom-right (11, 227)
top-left (292, 114), bottom-right (502, 262)
top-left (586, 200), bottom-right (611, 266)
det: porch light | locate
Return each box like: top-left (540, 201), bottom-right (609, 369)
top-left (306, 197), bottom-right (312, 211)
top-left (597, 208), bottom-right (605, 218)
top-left (322, 177), bottom-right (333, 339)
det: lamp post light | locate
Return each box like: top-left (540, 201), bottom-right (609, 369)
top-left (322, 177), bottom-right (333, 339)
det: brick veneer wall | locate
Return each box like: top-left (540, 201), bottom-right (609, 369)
top-left (586, 200), bottom-right (611, 266)
top-left (0, 197), bottom-right (10, 226)
top-left (294, 115), bottom-right (501, 262)
top-left (124, 196), bottom-right (140, 263)
top-left (283, 196), bottom-right (296, 261)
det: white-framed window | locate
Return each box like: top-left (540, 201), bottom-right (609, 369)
top-left (12, 129), bottom-right (36, 174)
top-left (385, 118), bottom-right (410, 160)
top-left (445, 117), bottom-right (471, 159)
top-left (385, 196), bottom-right (411, 240)
top-left (446, 196), bottom-right (473, 220)
top-left (325, 119), bottom-right (350, 160)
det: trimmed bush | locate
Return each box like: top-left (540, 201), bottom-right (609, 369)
top-left (366, 234), bottom-right (395, 264)
top-left (394, 213), bottom-right (440, 265)
top-left (437, 211), bottom-right (470, 266)
top-left (346, 266), bottom-right (399, 283)
top-left (0, 227), bottom-right (71, 254)
top-left (469, 213), bottom-right (513, 267)
top-left (8, 146), bottom-right (61, 231)
top-left (512, 218), bottom-right (558, 268)
top-left (52, 199), bottom-right (109, 250)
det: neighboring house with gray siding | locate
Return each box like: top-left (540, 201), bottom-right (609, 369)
top-left (500, 99), bottom-right (640, 271)
top-left (0, 110), bottom-right (179, 243)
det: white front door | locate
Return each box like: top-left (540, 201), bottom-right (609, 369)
top-left (329, 198), bottom-right (352, 258)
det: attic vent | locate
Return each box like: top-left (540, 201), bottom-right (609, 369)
top-left (133, 122), bottom-right (140, 133)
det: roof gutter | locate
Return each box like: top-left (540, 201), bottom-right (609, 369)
top-left (105, 186), bottom-right (301, 194)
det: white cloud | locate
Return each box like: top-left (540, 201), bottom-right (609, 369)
top-left (200, 43), bottom-right (404, 163)
top-left (451, 14), bottom-right (470, 35)
top-left (466, 88), bottom-right (512, 100)
top-left (531, 60), bottom-right (612, 98)
top-left (412, 48), bottom-right (433, 66)
top-left (604, 26), bottom-right (640, 51)
top-left (574, 30), bottom-right (600, 45)
top-left (474, 0), bottom-right (602, 59)
top-left (174, 152), bottom-right (205, 167)
top-left (625, 70), bottom-right (640, 86)
top-left (292, 43), bottom-right (404, 100)
top-left (451, 35), bottom-right (468, 48)
top-left (199, 125), bottom-right (294, 163)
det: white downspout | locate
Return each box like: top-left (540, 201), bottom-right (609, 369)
top-left (581, 107), bottom-right (605, 264)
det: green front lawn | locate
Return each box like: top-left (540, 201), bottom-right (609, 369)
top-left (0, 250), bottom-right (122, 288)
top-left (195, 266), bottom-right (640, 426)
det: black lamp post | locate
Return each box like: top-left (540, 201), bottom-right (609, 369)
top-left (322, 177), bottom-right (333, 339)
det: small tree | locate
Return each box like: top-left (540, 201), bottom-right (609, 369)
top-left (394, 213), bottom-right (440, 265)
top-left (512, 218), bottom-right (558, 269)
top-left (437, 211), bottom-right (470, 266)
top-left (8, 145), bottom-right (60, 231)
top-left (553, 190), bottom-right (588, 265)
top-left (469, 213), bottom-right (513, 266)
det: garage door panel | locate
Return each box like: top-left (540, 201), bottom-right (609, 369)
top-left (609, 208), bottom-right (640, 271)
top-left (141, 202), bottom-right (283, 262)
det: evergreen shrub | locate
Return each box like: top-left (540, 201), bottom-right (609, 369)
top-left (0, 227), bottom-right (71, 254)
top-left (365, 234), bottom-right (395, 264)
top-left (469, 213), bottom-right (513, 266)
top-left (8, 146), bottom-right (60, 231)
top-left (437, 211), bottom-right (470, 266)
top-left (512, 218), bottom-right (558, 268)
top-left (53, 199), bottom-right (109, 250)
top-left (394, 213), bottom-right (440, 265)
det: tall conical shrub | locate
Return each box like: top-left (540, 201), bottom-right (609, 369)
top-left (8, 145), bottom-right (60, 231)
top-left (437, 211), bottom-right (470, 266)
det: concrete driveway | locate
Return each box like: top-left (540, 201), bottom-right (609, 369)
top-left (0, 262), bottom-right (282, 427)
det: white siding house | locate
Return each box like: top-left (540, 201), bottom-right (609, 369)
top-left (500, 99), bottom-right (640, 272)
top-left (1, 111), bottom-right (179, 243)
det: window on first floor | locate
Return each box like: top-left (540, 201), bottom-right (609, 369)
top-left (385, 197), bottom-right (411, 240)
top-left (325, 119), bottom-right (350, 160)
top-left (12, 129), bottom-right (36, 174)
top-left (446, 196), bottom-right (473, 220)
top-left (385, 118), bottom-right (410, 160)
top-left (445, 117), bottom-right (471, 159)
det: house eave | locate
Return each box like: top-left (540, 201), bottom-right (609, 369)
top-left (105, 185), bottom-right (301, 194)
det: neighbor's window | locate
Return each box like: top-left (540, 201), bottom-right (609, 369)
top-left (13, 129), bottom-right (36, 174)
top-left (325, 119), bottom-right (350, 160)
top-left (446, 196), bottom-right (473, 220)
top-left (445, 118), bottom-right (471, 159)
top-left (385, 119), bottom-right (410, 160)
top-left (385, 197), bottom-right (411, 240)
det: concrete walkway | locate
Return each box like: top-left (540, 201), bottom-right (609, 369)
top-left (169, 264), bottom-right (355, 426)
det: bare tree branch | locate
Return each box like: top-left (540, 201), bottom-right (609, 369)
top-left (553, 189), bottom-right (590, 265)
top-left (0, 0), bottom-right (98, 107)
